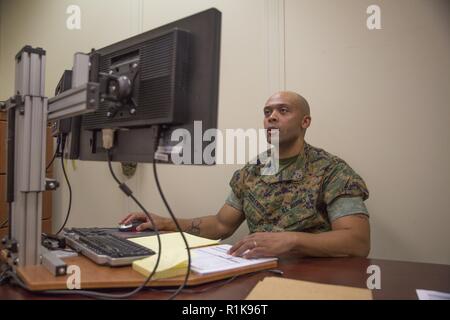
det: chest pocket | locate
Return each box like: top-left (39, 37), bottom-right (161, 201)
top-left (243, 180), bottom-right (325, 232)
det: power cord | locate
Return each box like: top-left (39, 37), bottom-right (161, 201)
top-left (55, 135), bottom-right (72, 235)
top-left (150, 125), bottom-right (192, 299)
top-left (1, 265), bottom-right (284, 295)
top-left (0, 152), bottom-right (165, 299)
top-left (46, 136), bottom-right (61, 172)
top-left (146, 269), bottom-right (282, 294)
top-left (1, 126), bottom-right (192, 300)
top-left (0, 157), bottom-right (164, 299)
top-left (1, 130), bottom-right (163, 299)
top-left (105, 125), bottom-right (192, 300)
top-left (146, 275), bottom-right (239, 294)
top-left (0, 136), bottom-right (61, 230)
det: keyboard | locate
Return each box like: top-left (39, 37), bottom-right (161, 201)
top-left (63, 228), bottom-right (155, 266)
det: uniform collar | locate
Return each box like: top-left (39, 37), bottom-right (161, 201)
top-left (258, 142), bottom-right (310, 184)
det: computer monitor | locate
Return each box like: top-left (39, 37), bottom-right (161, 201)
top-left (63, 8), bottom-right (221, 164)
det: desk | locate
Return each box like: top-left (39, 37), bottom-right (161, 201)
top-left (1, 257), bottom-right (449, 299)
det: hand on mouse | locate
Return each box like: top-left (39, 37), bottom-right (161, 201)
top-left (119, 211), bottom-right (168, 231)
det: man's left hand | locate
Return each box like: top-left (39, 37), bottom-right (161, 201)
top-left (228, 232), bottom-right (296, 259)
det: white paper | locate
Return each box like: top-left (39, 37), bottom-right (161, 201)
top-left (416, 289), bottom-right (450, 300)
top-left (190, 244), bottom-right (277, 275)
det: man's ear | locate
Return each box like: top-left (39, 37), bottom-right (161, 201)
top-left (301, 115), bottom-right (312, 129)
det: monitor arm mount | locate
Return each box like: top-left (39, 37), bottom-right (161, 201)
top-left (1, 46), bottom-right (100, 278)
top-left (98, 62), bottom-right (139, 118)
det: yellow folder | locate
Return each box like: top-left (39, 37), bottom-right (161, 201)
top-left (246, 277), bottom-right (373, 300)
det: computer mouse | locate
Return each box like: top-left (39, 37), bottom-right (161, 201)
top-left (118, 220), bottom-right (142, 232)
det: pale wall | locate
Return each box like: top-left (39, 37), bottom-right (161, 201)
top-left (284, 0), bottom-right (450, 264)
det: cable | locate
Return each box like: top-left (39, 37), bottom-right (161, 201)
top-left (46, 151), bottom-right (57, 171)
top-left (146, 275), bottom-right (239, 294)
top-left (1, 137), bottom-right (60, 237)
top-left (19, 154), bottom-right (165, 299)
top-left (1, 137), bottom-right (60, 249)
top-left (146, 269), bottom-right (284, 294)
top-left (0, 270), bottom-right (10, 285)
top-left (1, 160), bottom-right (165, 299)
top-left (151, 126), bottom-right (192, 300)
top-left (2, 136), bottom-right (61, 233)
top-left (1, 131), bottom-right (164, 299)
top-left (46, 137), bottom-right (61, 172)
top-left (1, 127), bottom-right (190, 300)
top-left (2, 265), bottom-right (283, 295)
top-left (55, 137), bottom-right (72, 235)
top-left (0, 263), bottom-right (12, 285)
top-left (105, 126), bottom-right (192, 299)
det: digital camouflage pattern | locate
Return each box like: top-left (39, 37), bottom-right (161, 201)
top-left (121, 162), bottom-right (137, 178)
top-left (229, 142), bottom-right (369, 233)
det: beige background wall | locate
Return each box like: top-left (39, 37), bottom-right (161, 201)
top-left (284, 0), bottom-right (450, 265)
top-left (0, 0), bottom-right (448, 265)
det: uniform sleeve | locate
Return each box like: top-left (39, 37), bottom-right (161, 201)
top-left (229, 168), bottom-right (247, 202)
top-left (225, 190), bottom-right (243, 211)
top-left (322, 160), bottom-right (369, 207)
top-left (327, 196), bottom-right (369, 222)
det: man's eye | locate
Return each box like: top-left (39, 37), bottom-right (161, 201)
top-left (264, 110), bottom-right (271, 116)
top-left (280, 108), bottom-right (288, 113)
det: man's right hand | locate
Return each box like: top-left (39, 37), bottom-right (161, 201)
top-left (119, 212), bottom-right (168, 232)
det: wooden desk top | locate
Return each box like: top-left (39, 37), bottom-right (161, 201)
top-left (1, 256), bottom-right (449, 299)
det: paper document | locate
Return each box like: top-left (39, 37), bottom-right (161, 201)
top-left (416, 289), bottom-right (450, 300)
top-left (129, 232), bottom-right (219, 279)
top-left (190, 244), bottom-right (277, 275)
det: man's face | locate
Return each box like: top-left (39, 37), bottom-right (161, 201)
top-left (263, 93), bottom-right (305, 145)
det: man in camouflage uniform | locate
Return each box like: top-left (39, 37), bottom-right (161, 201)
top-left (121, 91), bottom-right (370, 258)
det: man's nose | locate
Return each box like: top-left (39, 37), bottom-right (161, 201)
top-left (268, 111), bottom-right (278, 122)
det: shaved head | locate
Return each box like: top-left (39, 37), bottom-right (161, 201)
top-left (263, 91), bottom-right (312, 150)
top-left (266, 91), bottom-right (310, 117)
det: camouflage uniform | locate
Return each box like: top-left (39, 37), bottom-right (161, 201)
top-left (226, 142), bottom-right (369, 234)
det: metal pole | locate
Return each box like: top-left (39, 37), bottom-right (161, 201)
top-left (10, 46), bottom-right (47, 266)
